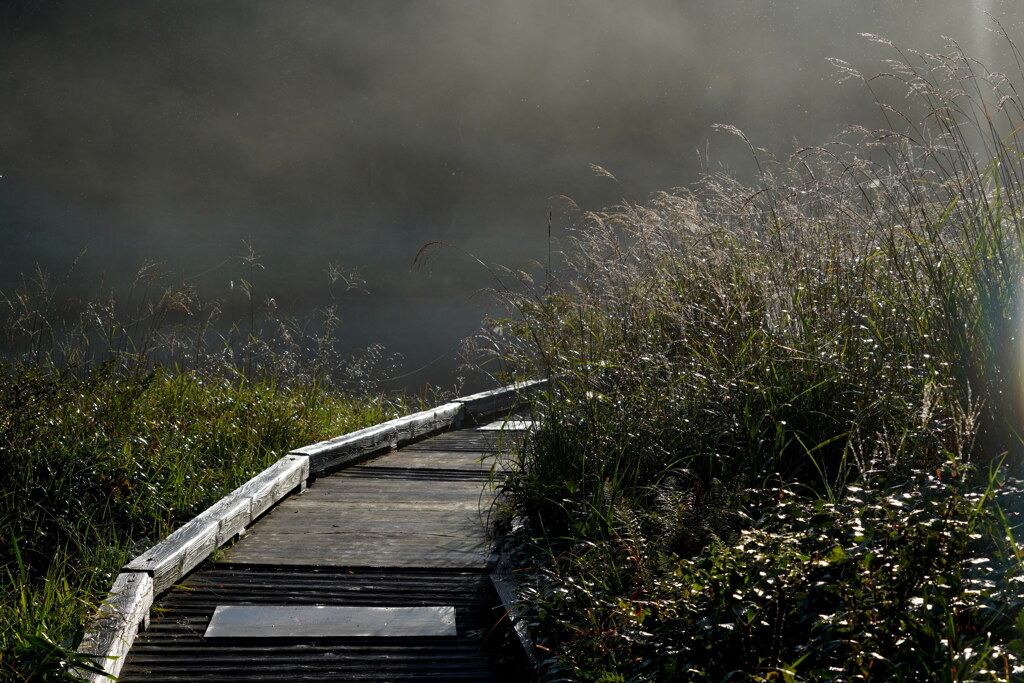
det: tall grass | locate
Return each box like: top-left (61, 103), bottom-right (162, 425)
top-left (484, 32), bottom-right (1024, 679)
top-left (0, 250), bottom-right (407, 680)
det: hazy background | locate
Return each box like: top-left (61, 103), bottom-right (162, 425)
top-left (1, 0), bottom-right (1019, 391)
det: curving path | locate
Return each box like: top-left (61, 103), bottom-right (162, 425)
top-left (76, 383), bottom-right (543, 682)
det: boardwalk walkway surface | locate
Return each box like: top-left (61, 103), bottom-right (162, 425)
top-left (112, 422), bottom-right (531, 681)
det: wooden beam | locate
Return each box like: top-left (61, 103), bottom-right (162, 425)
top-left (293, 381), bottom-right (549, 478)
top-left (453, 378), bottom-right (548, 422)
top-left (490, 544), bottom-right (540, 672)
top-left (292, 402), bottom-right (464, 477)
top-left (124, 454), bottom-right (308, 593)
top-left (238, 453), bottom-right (309, 521)
top-left (74, 572), bottom-right (153, 683)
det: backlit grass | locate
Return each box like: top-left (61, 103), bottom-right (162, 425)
top-left (484, 33), bottom-right (1024, 680)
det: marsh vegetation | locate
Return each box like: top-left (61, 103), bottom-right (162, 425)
top-left (0, 254), bottom-right (408, 680)
top-left (483, 34), bottom-right (1024, 680)
top-left (7, 28), bottom-right (1024, 683)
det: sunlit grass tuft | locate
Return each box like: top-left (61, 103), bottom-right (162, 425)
top-left (482, 32), bottom-right (1024, 679)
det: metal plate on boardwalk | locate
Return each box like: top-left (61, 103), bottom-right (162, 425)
top-left (476, 419), bottom-right (536, 431)
top-left (203, 605), bottom-right (457, 638)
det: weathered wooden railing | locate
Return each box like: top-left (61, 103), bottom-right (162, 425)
top-left (75, 378), bottom-right (547, 682)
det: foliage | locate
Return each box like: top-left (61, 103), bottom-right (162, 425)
top-left (483, 32), bottom-right (1024, 680)
top-left (0, 250), bottom-right (407, 680)
top-left (514, 466), bottom-right (1024, 681)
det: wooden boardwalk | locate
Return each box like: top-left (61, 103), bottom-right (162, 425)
top-left (114, 422), bottom-right (529, 681)
top-left (224, 433), bottom-right (505, 569)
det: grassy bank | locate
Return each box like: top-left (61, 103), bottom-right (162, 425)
top-left (0, 257), bottom-right (408, 680)
top-left (486, 35), bottom-right (1024, 680)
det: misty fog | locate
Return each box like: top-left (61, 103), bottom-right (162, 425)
top-left (0, 0), bottom-right (1018, 389)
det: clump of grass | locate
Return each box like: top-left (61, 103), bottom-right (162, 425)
top-left (484, 31), bottom-right (1024, 679)
top-left (0, 249), bottom-right (407, 680)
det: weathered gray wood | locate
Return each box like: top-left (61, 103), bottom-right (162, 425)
top-left (201, 492), bottom-right (252, 547)
top-left (291, 402), bottom-right (464, 476)
top-left (310, 477), bottom-right (490, 492)
top-left (360, 450), bottom-right (496, 471)
top-left (249, 500), bottom-right (486, 521)
top-left (248, 518), bottom-right (484, 536)
top-left (239, 454), bottom-right (309, 520)
top-left (279, 489), bottom-right (497, 506)
top-left (262, 499), bottom-right (487, 513)
top-left (75, 572), bottom-right (154, 683)
top-left (234, 529), bottom-right (487, 545)
top-left (453, 378), bottom-right (548, 421)
top-left (253, 507), bottom-right (484, 525)
top-left (204, 605), bottom-right (457, 638)
top-left (125, 454), bottom-right (308, 593)
top-left (489, 512), bottom-right (538, 671)
top-left (224, 536), bottom-right (494, 568)
top-left (491, 558), bottom-right (539, 671)
top-left (299, 479), bottom-right (496, 500)
top-left (124, 513), bottom-right (220, 595)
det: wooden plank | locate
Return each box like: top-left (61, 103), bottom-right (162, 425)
top-left (279, 492), bottom-right (497, 508)
top-left (250, 503), bottom-right (486, 521)
top-left (247, 520), bottom-right (485, 537)
top-left (309, 476), bottom-right (489, 492)
top-left (235, 454), bottom-right (309, 521)
top-left (491, 565), bottom-right (539, 671)
top-left (75, 572), bottom-right (154, 683)
top-left (125, 455), bottom-right (308, 594)
top-left (296, 489), bottom-right (497, 506)
top-left (124, 514), bottom-right (220, 595)
top-left (228, 529), bottom-right (490, 548)
top-left (359, 450), bottom-right (496, 471)
top-left (339, 469), bottom-right (502, 484)
top-left (223, 537), bottom-right (494, 569)
top-left (253, 508), bottom-right (484, 525)
top-left (251, 500), bottom-right (488, 513)
top-left (453, 378), bottom-right (547, 421)
top-left (291, 403), bottom-right (464, 477)
top-left (224, 546), bottom-right (492, 563)
top-left (238, 538), bottom-right (490, 558)
top-left (402, 432), bottom-right (515, 453)
top-left (314, 470), bottom-right (489, 485)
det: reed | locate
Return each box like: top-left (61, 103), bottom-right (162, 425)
top-left (485, 32), bottom-right (1024, 679)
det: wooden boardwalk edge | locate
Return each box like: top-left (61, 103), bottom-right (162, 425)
top-left (76, 378), bottom-right (546, 682)
top-left (72, 572), bottom-right (153, 683)
top-left (123, 455), bottom-right (310, 594)
top-left (491, 563), bottom-right (539, 672)
top-left (293, 402), bottom-right (464, 477)
top-left (490, 515), bottom-right (540, 672)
